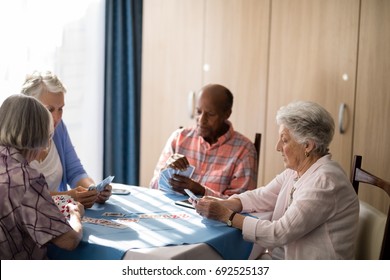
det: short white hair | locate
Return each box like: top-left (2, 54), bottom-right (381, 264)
top-left (21, 70), bottom-right (66, 98)
top-left (276, 101), bottom-right (335, 156)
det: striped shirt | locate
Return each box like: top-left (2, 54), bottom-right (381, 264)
top-left (150, 121), bottom-right (258, 198)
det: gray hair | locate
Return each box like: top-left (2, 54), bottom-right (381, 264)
top-left (276, 101), bottom-right (335, 156)
top-left (0, 94), bottom-right (53, 152)
top-left (21, 70), bottom-right (66, 98)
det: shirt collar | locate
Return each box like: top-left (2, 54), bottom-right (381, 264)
top-left (295, 153), bottom-right (332, 183)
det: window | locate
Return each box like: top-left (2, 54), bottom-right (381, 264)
top-left (0, 0), bottom-right (105, 182)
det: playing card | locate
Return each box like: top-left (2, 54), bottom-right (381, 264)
top-left (115, 218), bottom-right (140, 223)
top-left (160, 165), bottom-right (195, 185)
top-left (96, 219), bottom-right (127, 229)
top-left (184, 188), bottom-right (199, 201)
top-left (82, 217), bottom-right (100, 224)
top-left (161, 168), bottom-right (172, 181)
top-left (158, 175), bottom-right (172, 192)
top-left (167, 167), bottom-right (175, 178)
top-left (176, 165), bottom-right (195, 178)
top-left (102, 212), bottom-right (125, 217)
top-left (138, 213), bottom-right (190, 219)
top-left (89, 175), bottom-right (115, 192)
top-left (158, 176), bottom-right (184, 195)
top-left (52, 195), bottom-right (76, 219)
top-left (82, 217), bottom-right (127, 229)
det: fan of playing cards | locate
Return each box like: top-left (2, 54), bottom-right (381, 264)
top-left (52, 195), bottom-right (76, 219)
top-left (158, 165), bottom-right (195, 194)
top-left (88, 175), bottom-right (115, 192)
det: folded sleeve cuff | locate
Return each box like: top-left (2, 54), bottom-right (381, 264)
top-left (242, 216), bottom-right (259, 243)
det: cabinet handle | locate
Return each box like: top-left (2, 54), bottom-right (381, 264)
top-left (188, 91), bottom-right (196, 119)
top-left (338, 103), bottom-right (346, 134)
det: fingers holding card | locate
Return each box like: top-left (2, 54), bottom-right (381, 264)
top-left (158, 165), bottom-right (195, 194)
top-left (88, 175), bottom-right (115, 192)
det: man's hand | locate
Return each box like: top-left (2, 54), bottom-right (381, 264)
top-left (170, 174), bottom-right (205, 196)
top-left (165, 154), bottom-right (189, 171)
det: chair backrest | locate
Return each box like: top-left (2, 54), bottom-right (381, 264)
top-left (350, 155), bottom-right (390, 259)
top-left (254, 133), bottom-right (261, 168)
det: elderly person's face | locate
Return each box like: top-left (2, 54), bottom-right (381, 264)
top-left (195, 88), bottom-right (230, 143)
top-left (275, 124), bottom-right (306, 170)
top-left (38, 91), bottom-right (65, 129)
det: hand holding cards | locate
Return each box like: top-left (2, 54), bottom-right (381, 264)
top-left (88, 175), bottom-right (115, 192)
top-left (52, 195), bottom-right (76, 219)
top-left (158, 165), bottom-right (195, 194)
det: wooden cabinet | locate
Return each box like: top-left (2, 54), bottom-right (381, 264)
top-left (202, 0), bottom-right (270, 183)
top-left (264, 0), bottom-right (360, 183)
top-left (353, 0), bottom-right (390, 213)
top-left (140, 0), bottom-right (270, 186)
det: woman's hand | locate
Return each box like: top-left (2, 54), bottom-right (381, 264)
top-left (96, 184), bottom-right (112, 204)
top-left (67, 201), bottom-right (85, 218)
top-left (194, 196), bottom-right (232, 223)
top-left (71, 186), bottom-right (98, 209)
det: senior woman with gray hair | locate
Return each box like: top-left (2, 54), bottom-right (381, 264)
top-left (194, 101), bottom-right (359, 259)
top-left (21, 71), bottom-right (111, 208)
top-left (0, 94), bottom-right (84, 259)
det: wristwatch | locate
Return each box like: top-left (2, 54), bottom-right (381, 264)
top-left (227, 211), bottom-right (237, 227)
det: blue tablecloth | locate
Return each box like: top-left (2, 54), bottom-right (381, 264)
top-left (48, 184), bottom-right (253, 260)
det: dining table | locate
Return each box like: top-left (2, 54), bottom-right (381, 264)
top-left (47, 183), bottom-right (261, 260)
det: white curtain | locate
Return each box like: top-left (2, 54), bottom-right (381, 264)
top-left (0, 0), bottom-right (105, 182)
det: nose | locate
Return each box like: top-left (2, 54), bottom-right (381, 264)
top-left (275, 139), bottom-right (281, 152)
top-left (198, 113), bottom-right (207, 124)
top-left (51, 111), bottom-right (62, 127)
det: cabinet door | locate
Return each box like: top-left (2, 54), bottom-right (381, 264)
top-left (264, 0), bottom-right (360, 183)
top-left (354, 0), bottom-right (390, 213)
top-left (140, 0), bottom-right (204, 186)
top-left (203, 0), bottom-right (270, 182)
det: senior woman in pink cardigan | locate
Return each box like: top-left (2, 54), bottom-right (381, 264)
top-left (194, 101), bottom-right (359, 260)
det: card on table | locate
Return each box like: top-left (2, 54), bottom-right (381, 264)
top-left (115, 218), bottom-right (140, 223)
top-left (82, 217), bottom-right (127, 229)
top-left (102, 212), bottom-right (125, 217)
top-left (138, 213), bottom-right (191, 219)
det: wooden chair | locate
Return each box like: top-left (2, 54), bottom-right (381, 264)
top-left (254, 133), bottom-right (261, 168)
top-left (350, 155), bottom-right (390, 259)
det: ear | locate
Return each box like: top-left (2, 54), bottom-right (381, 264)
top-left (224, 108), bottom-right (232, 120)
top-left (305, 139), bottom-right (315, 153)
